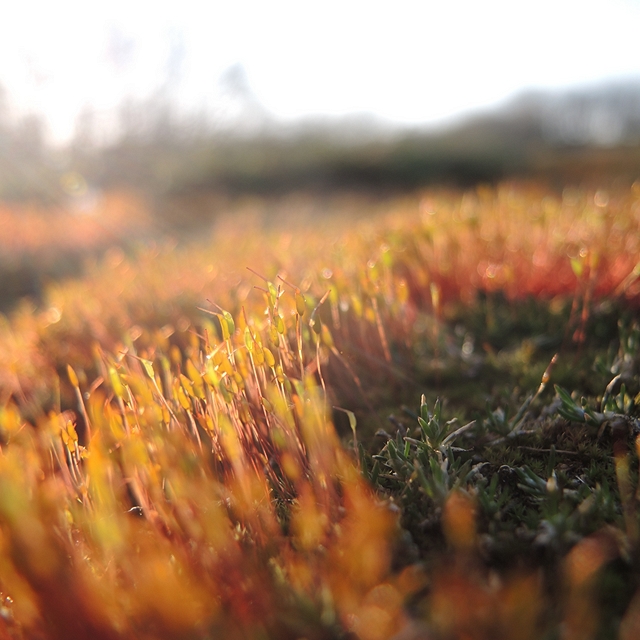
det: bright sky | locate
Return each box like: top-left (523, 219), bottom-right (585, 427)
top-left (1, 0), bottom-right (639, 143)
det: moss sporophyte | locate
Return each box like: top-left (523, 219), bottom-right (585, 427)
top-left (0, 184), bottom-right (638, 638)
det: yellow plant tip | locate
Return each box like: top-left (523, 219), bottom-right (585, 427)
top-left (218, 354), bottom-right (234, 377)
top-left (292, 485), bottom-right (328, 551)
top-left (244, 326), bottom-right (254, 351)
top-left (204, 359), bottom-right (220, 387)
top-left (61, 420), bottom-right (79, 451)
top-left (217, 313), bottom-right (231, 341)
top-left (565, 532), bottom-right (618, 587)
top-left (108, 366), bottom-right (126, 399)
top-left (350, 294), bottom-right (363, 317)
top-left (67, 364), bottom-right (79, 388)
top-left (570, 256), bottom-right (584, 278)
top-left (442, 490), bottom-right (476, 552)
top-left (109, 413), bottom-right (126, 440)
top-left (253, 345), bottom-right (265, 366)
top-left (140, 358), bottom-right (155, 380)
top-left (396, 279), bottom-right (409, 305)
top-left (271, 427), bottom-right (286, 448)
top-left (295, 291), bottom-right (306, 316)
top-left (321, 325), bottom-right (334, 348)
top-left (176, 384), bottom-right (191, 410)
top-left (185, 359), bottom-right (202, 386)
top-left (541, 352), bottom-right (559, 386)
top-left (170, 344), bottom-right (182, 366)
top-left (0, 405), bottom-right (22, 437)
top-left (335, 407), bottom-right (357, 437)
top-left (430, 282), bottom-right (441, 311)
top-left (280, 452), bottom-right (300, 481)
top-left (263, 348), bottom-right (275, 368)
top-left (310, 316), bottom-right (322, 335)
top-left (219, 416), bottom-right (243, 464)
top-left (222, 310), bottom-right (235, 336)
top-left (267, 281), bottom-right (278, 307)
top-left (179, 374), bottom-right (195, 398)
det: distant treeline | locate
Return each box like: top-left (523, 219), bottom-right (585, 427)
top-left (1, 79), bottom-right (640, 207)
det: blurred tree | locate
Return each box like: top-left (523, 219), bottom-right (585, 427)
top-left (73, 105), bottom-right (97, 151)
top-left (15, 113), bottom-right (46, 160)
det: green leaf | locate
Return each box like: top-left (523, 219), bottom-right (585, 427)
top-left (420, 394), bottom-right (430, 424)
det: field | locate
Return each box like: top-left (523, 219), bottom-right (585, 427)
top-left (0, 181), bottom-right (639, 639)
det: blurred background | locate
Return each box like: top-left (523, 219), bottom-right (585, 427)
top-left (1, 0), bottom-right (639, 305)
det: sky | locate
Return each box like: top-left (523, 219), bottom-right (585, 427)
top-left (1, 0), bottom-right (639, 144)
